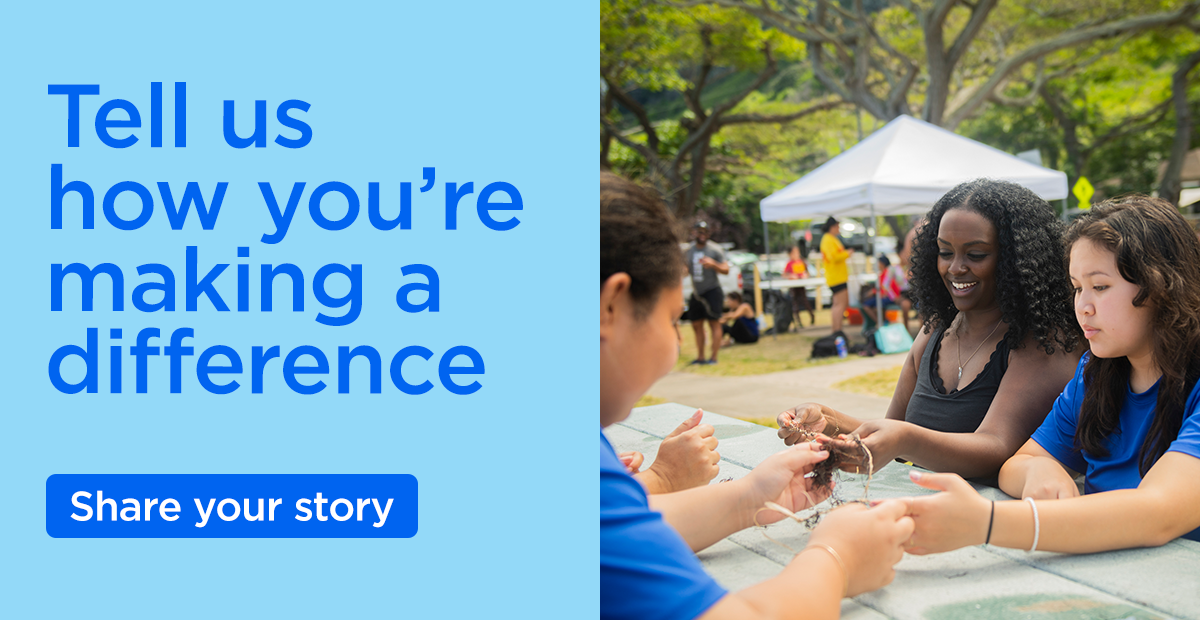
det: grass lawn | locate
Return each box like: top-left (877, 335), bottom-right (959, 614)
top-left (650, 311), bottom-right (910, 429)
top-left (832, 365), bottom-right (904, 398)
top-left (738, 416), bottom-right (785, 429)
top-left (635, 395), bottom-right (667, 408)
top-left (675, 308), bottom-right (860, 376)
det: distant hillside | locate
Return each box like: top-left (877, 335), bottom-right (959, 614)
top-left (612, 62), bottom-right (816, 129)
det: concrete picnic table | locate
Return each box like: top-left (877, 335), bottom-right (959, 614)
top-left (606, 403), bottom-right (1200, 620)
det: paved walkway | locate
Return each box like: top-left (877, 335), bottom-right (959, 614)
top-left (648, 351), bottom-right (908, 423)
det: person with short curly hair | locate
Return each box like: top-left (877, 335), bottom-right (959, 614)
top-left (778, 179), bottom-right (1083, 483)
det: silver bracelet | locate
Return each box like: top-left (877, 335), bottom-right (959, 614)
top-left (1024, 496), bottom-right (1040, 553)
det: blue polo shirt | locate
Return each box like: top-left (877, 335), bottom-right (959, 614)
top-left (1031, 353), bottom-right (1200, 541)
top-left (601, 431), bottom-right (727, 620)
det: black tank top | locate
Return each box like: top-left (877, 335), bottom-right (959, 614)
top-left (905, 325), bottom-right (1010, 434)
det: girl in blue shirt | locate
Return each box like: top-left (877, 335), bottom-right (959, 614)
top-left (600, 172), bottom-right (914, 620)
top-left (900, 195), bottom-right (1200, 553)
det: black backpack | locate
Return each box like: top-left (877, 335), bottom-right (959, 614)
top-left (762, 289), bottom-right (792, 335)
top-left (811, 331), bottom-right (847, 359)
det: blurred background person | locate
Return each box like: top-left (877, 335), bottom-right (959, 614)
top-left (784, 244), bottom-right (816, 328)
top-left (684, 221), bottom-right (729, 365)
top-left (820, 217), bottom-right (853, 335)
top-left (721, 291), bottom-right (759, 345)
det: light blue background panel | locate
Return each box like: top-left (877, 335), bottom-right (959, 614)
top-left (0, 1), bottom-right (596, 616)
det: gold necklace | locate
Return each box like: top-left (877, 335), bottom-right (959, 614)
top-left (956, 318), bottom-right (1004, 380)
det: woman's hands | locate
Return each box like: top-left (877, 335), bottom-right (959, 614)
top-left (805, 500), bottom-right (914, 597)
top-left (998, 441), bottom-right (1081, 501)
top-left (634, 410), bottom-right (721, 494)
top-left (779, 418), bottom-right (912, 475)
top-left (903, 471), bottom-right (991, 555)
top-left (847, 419), bottom-right (913, 473)
top-left (1005, 455), bottom-right (1080, 500)
top-left (741, 443), bottom-right (833, 525)
top-left (777, 404), bottom-right (828, 445)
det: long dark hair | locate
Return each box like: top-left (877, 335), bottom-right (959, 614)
top-left (908, 179), bottom-right (1081, 354)
top-left (600, 172), bottom-right (682, 317)
top-left (1066, 196), bottom-right (1200, 475)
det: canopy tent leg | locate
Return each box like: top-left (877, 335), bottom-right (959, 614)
top-left (761, 219), bottom-right (776, 340)
top-left (872, 204), bottom-right (881, 333)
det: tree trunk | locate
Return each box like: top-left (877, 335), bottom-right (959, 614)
top-left (884, 215), bottom-right (907, 240)
top-left (601, 91), bottom-right (613, 170)
top-left (1040, 84), bottom-right (1086, 202)
top-left (678, 136), bottom-right (714, 221)
top-left (922, 9), bottom-right (949, 126)
top-left (924, 62), bottom-right (949, 125)
top-left (1159, 49), bottom-right (1200, 206)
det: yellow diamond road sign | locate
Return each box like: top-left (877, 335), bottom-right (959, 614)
top-left (1073, 177), bottom-right (1094, 210)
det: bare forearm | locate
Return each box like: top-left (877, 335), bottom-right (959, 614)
top-left (705, 550), bottom-right (842, 620)
top-left (899, 425), bottom-right (1010, 478)
top-left (997, 452), bottom-right (1080, 500)
top-left (649, 480), bottom-right (754, 551)
top-left (997, 454), bottom-right (1034, 497)
top-left (817, 405), bottom-right (864, 436)
top-left (634, 469), bottom-right (670, 495)
top-left (990, 490), bottom-right (1183, 553)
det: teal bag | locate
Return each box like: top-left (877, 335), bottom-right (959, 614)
top-left (874, 322), bottom-right (914, 354)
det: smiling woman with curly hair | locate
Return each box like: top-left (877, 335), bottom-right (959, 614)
top-left (778, 179), bottom-right (1084, 483)
top-left (908, 180), bottom-right (1081, 356)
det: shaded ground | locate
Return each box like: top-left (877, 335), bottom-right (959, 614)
top-left (675, 309), bottom-right (886, 376)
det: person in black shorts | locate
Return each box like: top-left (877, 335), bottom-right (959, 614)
top-left (683, 222), bottom-right (729, 364)
top-left (821, 217), bottom-right (854, 335)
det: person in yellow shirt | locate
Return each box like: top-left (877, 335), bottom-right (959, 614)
top-left (820, 216), bottom-right (854, 334)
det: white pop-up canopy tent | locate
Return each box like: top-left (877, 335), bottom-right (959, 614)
top-left (757, 114), bottom-right (1069, 324)
top-left (761, 114), bottom-right (1068, 221)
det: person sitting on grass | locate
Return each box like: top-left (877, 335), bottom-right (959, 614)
top-left (778, 179), bottom-right (1084, 484)
top-left (601, 171), bottom-right (914, 620)
top-left (720, 291), bottom-right (759, 345)
top-left (901, 195), bottom-right (1200, 555)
